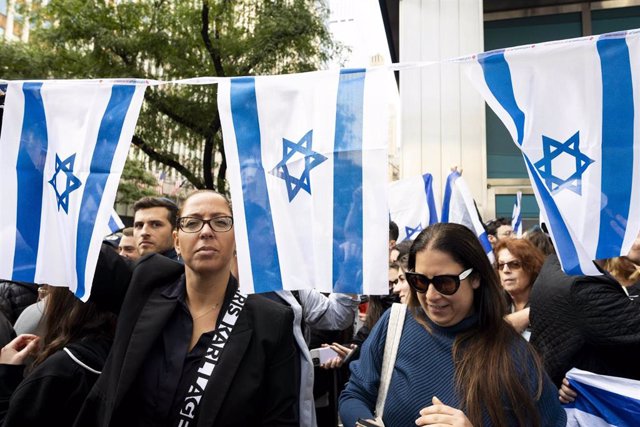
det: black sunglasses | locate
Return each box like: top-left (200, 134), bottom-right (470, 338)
top-left (405, 268), bottom-right (474, 295)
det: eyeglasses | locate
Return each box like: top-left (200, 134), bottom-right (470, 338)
top-left (177, 216), bottom-right (234, 233)
top-left (497, 260), bottom-right (522, 271)
top-left (405, 268), bottom-right (473, 295)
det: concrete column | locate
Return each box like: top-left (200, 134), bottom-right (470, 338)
top-left (399, 0), bottom-right (488, 217)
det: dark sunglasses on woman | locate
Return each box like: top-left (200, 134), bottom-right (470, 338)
top-left (405, 268), bottom-right (473, 295)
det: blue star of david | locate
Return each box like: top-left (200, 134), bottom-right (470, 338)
top-left (405, 223), bottom-right (423, 240)
top-left (48, 153), bottom-right (82, 214)
top-left (534, 132), bottom-right (594, 196)
top-left (271, 130), bottom-right (327, 202)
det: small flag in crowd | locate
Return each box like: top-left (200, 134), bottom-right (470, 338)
top-left (442, 170), bottom-right (494, 262)
top-left (388, 173), bottom-right (438, 242)
top-left (107, 208), bottom-right (125, 234)
top-left (468, 30), bottom-right (640, 275)
top-left (0, 80), bottom-right (146, 299)
top-left (565, 368), bottom-right (640, 427)
top-left (512, 191), bottom-right (523, 238)
top-left (218, 68), bottom-right (391, 295)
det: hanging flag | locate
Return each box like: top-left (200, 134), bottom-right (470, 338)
top-left (565, 368), bottom-right (640, 427)
top-left (442, 170), bottom-right (494, 261)
top-left (0, 80), bottom-right (147, 299)
top-left (388, 173), bottom-right (438, 242)
top-left (107, 208), bottom-right (125, 234)
top-left (218, 68), bottom-right (391, 295)
top-left (512, 191), bottom-right (523, 238)
top-left (468, 30), bottom-right (640, 275)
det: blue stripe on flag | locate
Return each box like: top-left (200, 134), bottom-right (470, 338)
top-left (332, 69), bottom-right (365, 294)
top-left (75, 85), bottom-right (136, 298)
top-left (524, 155), bottom-right (583, 274)
top-left (513, 194), bottom-right (522, 234)
top-left (441, 171), bottom-right (458, 223)
top-left (595, 37), bottom-right (634, 260)
top-left (478, 51), bottom-right (526, 146)
top-left (478, 231), bottom-right (493, 255)
top-left (567, 380), bottom-right (640, 426)
top-left (230, 77), bottom-right (283, 294)
top-left (422, 173), bottom-right (438, 224)
top-left (108, 215), bottom-right (119, 233)
top-left (13, 82), bottom-right (47, 282)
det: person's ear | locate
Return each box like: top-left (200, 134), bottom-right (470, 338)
top-left (173, 229), bottom-right (181, 255)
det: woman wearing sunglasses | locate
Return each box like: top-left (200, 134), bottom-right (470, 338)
top-left (339, 223), bottom-right (564, 427)
top-left (495, 239), bottom-right (545, 340)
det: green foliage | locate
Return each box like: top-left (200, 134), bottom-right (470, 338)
top-left (0, 0), bottom-right (340, 192)
top-left (116, 158), bottom-right (158, 205)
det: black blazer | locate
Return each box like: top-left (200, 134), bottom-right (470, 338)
top-left (75, 251), bottom-right (298, 427)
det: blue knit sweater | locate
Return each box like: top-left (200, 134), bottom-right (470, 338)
top-left (339, 307), bottom-right (566, 427)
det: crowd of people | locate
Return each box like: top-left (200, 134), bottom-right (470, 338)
top-left (1, 192), bottom-right (639, 426)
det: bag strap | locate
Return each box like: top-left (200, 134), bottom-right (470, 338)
top-left (375, 303), bottom-right (406, 419)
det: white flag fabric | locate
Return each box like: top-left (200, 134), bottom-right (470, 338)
top-left (388, 173), bottom-right (438, 242)
top-left (468, 30), bottom-right (640, 275)
top-left (565, 368), bottom-right (640, 427)
top-left (0, 80), bottom-right (146, 299)
top-left (512, 191), bottom-right (523, 238)
top-left (218, 68), bottom-right (390, 295)
top-left (107, 208), bottom-right (125, 234)
top-left (442, 171), bottom-right (494, 262)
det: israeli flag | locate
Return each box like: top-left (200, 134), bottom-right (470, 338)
top-left (468, 30), bottom-right (640, 275)
top-left (218, 68), bottom-right (390, 295)
top-left (442, 170), bottom-right (494, 261)
top-left (0, 80), bottom-right (146, 299)
top-left (107, 208), bottom-right (125, 234)
top-left (565, 368), bottom-right (640, 427)
top-left (388, 173), bottom-right (438, 242)
top-left (512, 191), bottom-right (523, 238)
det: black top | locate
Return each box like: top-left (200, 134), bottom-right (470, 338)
top-left (530, 254), bottom-right (640, 386)
top-left (0, 281), bottom-right (38, 324)
top-left (160, 248), bottom-right (182, 263)
top-left (75, 249), bottom-right (298, 427)
top-left (0, 335), bottom-right (111, 427)
top-left (124, 276), bottom-right (237, 426)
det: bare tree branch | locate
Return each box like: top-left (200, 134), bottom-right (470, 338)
top-left (215, 137), bottom-right (227, 194)
top-left (144, 90), bottom-right (211, 137)
top-left (132, 135), bottom-right (204, 189)
top-left (201, 0), bottom-right (225, 77)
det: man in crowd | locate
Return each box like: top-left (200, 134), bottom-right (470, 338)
top-left (485, 217), bottom-right (513, 247)
top-left (388, 221), bottom-right (399, 261)
top-left (118, 227), bottom-right (140, 261)
top-left (132, 196), bottom-right (180, 261)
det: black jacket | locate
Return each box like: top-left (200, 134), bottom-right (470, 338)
top-left (0, 335), bottom-right (111, 427)
top-left (75, 251), bottom-right (298, 427)
top-left (0, 312), bottom-right (14, 349)
top-left (530, 255), bottom-right (640, 386)
top-left (0, 281), bottom-right (38, 324)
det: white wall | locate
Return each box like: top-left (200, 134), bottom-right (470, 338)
top-left (399, 0), bottom-right (488, 217)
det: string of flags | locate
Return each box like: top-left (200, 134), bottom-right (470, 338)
top-left (1, 29), bottom-right (640, 298)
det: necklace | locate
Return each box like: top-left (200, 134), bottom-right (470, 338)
top-left (189, 302), bottom-right (220, 320)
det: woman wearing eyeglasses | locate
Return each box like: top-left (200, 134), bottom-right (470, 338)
top-left (339, 223), bottom-right (564, 427)
top-left (76, 190), bottom-right (298, 426)
top-left (495, 239), bottom-right (545, 340)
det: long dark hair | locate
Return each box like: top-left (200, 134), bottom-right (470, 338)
top-left (33, 287), bottom-right (117, 367)
top-left (407, 223), bottom-right (543, 426)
